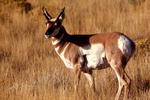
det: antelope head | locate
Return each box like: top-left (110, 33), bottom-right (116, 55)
top-left (42, 7), bottom-right (65, 38)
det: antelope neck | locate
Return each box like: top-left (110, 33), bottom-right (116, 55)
top-left (51, 26), bottom-right (67, 46)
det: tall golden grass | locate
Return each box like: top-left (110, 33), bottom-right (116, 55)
top-left (0, 0), bottom-right (150, 100)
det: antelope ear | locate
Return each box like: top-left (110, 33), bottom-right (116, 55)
top-left (58, 12), bottom-right (65, 21)
top-left (57, 7), bottom-right (65, 22)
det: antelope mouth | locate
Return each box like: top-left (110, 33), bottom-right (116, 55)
top-left (45, 34), bottom-right (51, 39)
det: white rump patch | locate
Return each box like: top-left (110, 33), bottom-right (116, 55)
top-left (118, 35), bottom-right (132, 58)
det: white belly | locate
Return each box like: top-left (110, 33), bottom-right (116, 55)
top-left (56, 43), bottom-right (106, 69)
top-left (80, 44), bottom-right (105, 69)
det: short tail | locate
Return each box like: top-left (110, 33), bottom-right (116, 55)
top-left (118, 34), bottom-right (136, 61)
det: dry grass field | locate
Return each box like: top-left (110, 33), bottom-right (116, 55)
top-left (0, 0), bottom-right (150, 100)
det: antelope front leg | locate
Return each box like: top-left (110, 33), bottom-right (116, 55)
top-left (74, 64), bottom-right (81, 93)
top-left (84, 70), bottom-right (97, 93)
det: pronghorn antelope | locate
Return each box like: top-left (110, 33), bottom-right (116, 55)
top-left (42, 7), bottom-right (135, 100)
